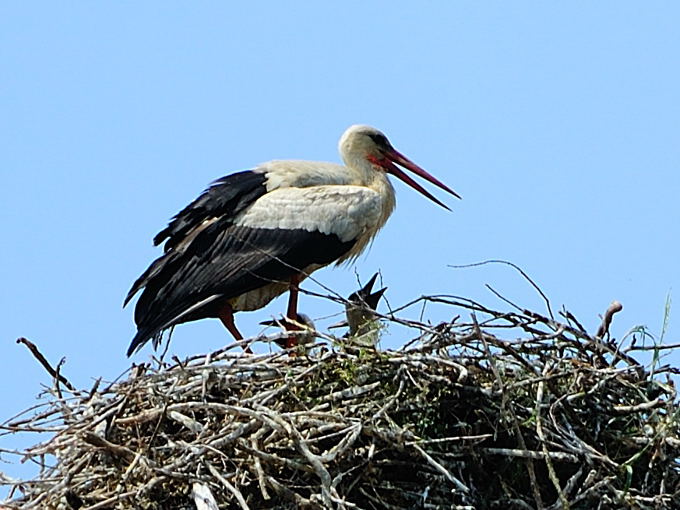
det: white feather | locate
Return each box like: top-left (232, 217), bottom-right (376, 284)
top-left (261, 160), bottom-right (354, 190)
top-left (234, 185), bottom-right (384, 243)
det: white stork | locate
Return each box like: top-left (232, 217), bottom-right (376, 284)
top-left (124, 125), bottom-right (460, 356)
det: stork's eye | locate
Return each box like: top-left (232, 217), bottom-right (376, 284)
top-left (368, 133), bottom-right (390, 150)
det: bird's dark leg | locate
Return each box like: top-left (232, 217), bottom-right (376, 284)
top-left (284, 274), bottom-right (301, 349)
top-left (217, 301), bottom-right (252, 354)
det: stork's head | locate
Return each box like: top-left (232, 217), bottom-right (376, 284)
top-left (339, 125), bottom-right (461, 210)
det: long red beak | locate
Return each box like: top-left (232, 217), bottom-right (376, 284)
top-left (384, 149), bottom-right (461, 210)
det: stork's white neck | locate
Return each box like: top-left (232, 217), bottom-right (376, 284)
top-left (338, 133), bottom-right (396, 224)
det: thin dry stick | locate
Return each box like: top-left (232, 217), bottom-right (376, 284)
top-left (16, 337), bottom-right (76, 391)
top-left (595, 300), bottom-right (623, 338)
top-left (206, 463), bottom-right (250, 510)
top-left (449, 259), bottom-right (555, 320)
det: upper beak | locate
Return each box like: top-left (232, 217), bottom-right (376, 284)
top-left (352, 272), bottom-right (380, 301)
top-left (384, 148), bottom-right (461, 210)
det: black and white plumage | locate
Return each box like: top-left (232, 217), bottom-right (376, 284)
top-left (345, 272), bottom-right (387, 340)
top-left (327, 273), bottom-right (387, 347)
top-left (261, 313), bottom-right (317, 352)
top-left (124, 125), bottom-right (460, 356)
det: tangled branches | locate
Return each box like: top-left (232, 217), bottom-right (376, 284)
top-left (2, 296), bottom-right (679, 509)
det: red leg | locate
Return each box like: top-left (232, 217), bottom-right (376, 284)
top-left (218, 301), bottom-right (252, 354)
top-left (285, 274), bottom-right (301, 349)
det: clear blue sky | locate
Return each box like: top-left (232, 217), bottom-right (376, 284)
top-left (2, 2), bottom-right (679, 487)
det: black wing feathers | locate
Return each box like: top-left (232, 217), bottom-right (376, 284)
top-left (127, 220), bottom-right (355, 355)
top-left (125, 170), bottom-right (267, 306)
top-left (153, 171), bottom-right (268, 250)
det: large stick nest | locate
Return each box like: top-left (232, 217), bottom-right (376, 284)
top-left (2, 296), bottom-right (679, 509)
